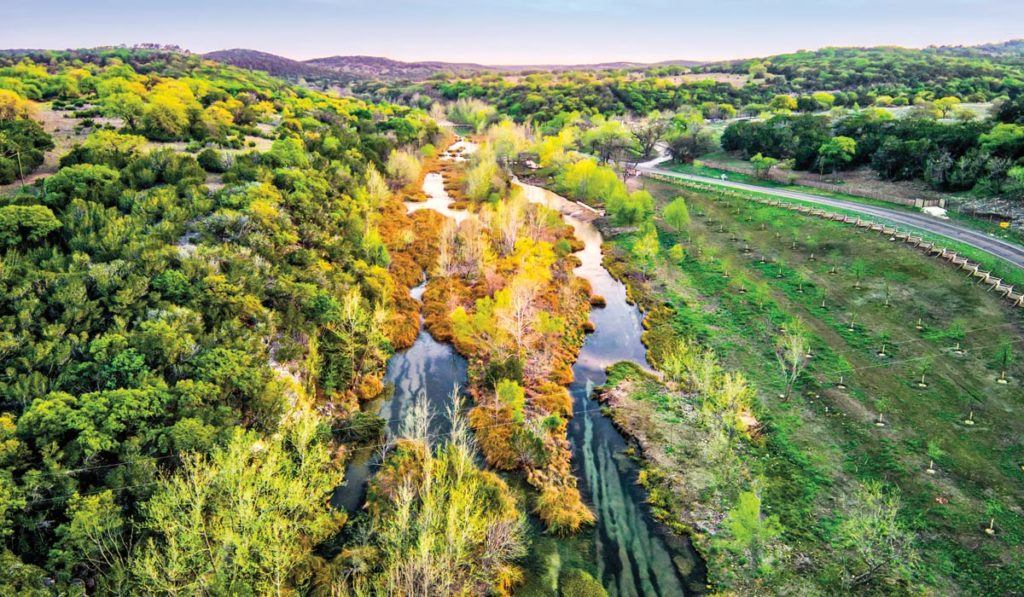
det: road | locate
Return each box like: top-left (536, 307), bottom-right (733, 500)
top-left (639, 161), bottom-right (1024, 271)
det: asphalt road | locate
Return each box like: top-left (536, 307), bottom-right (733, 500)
top-left (640, 165), bottom-right (1024, 271)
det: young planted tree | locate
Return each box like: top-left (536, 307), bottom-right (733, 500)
top-left (835, 481), bottom-right (920, 591)
top-left (915, 355), bottom-right (934, 388)
top-left (776, 325), bottom-right (809, 399)
top-left (849, 258), bottom-right (870, 289)
top-left (662, 196), bottom-right (691, 233)
top-left (993, 340), bottom-right (1015, 383)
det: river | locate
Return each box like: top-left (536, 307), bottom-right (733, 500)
top-left (332, 278), bottom-right (468, 513)
top-left (517, 181), bottom-right (706, 596)
top-left (335, 144), bottom-right (706, 595)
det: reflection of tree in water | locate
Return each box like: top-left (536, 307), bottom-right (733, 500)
top-left (382, 329), bottom-right (467, 438)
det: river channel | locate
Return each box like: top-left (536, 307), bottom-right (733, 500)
top-left (335, 143), bottom-right (706, 595)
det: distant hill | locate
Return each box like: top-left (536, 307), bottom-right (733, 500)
top-left (306, 54), bottom-right (702, 77)
top-left (202, 49), bottom-right (702, 82)
top-left (202, 49), bottom-right (352, 82)
top-left (304, 55), bottom-right (493, 79)
top-left (932, 39), bottom-right (1024, 59)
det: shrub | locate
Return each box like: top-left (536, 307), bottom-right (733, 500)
top-left (559, 569), bottom-right (608, 597)
top-left (535, 484), bottom-right (595, 535)
top-left (197, 148), bottom-right (226, 172)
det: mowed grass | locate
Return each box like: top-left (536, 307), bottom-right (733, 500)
top-left (629, 179), bottom-right (1024, 592)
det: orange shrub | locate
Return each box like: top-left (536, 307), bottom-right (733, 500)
top-left (534, 484), bottom-right (595, 535)
top-left (469, 404), bottom-right (519, 470)
top-left (357, 373), bottom-right (384, 401)
top-left (533, 382), bottom-right (573, 418)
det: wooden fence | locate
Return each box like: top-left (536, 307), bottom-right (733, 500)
top-left (694, 160), bottom-right (945, 208)
top-left (642, 172), bottom-right (1024, 310)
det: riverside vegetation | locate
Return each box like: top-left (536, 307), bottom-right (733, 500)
top-left (464, 109), bottom-right (1022, 593)
top-left (548, 158), bottom-right (1023, 593)
top-left (0, 49), bottom-right (548, 595)
top-left (2, 42), bottom-right (1024, 596)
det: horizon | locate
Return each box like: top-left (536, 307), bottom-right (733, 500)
top-left (3, 0), bottom-right (1023, 64)
top-left (4, 37), bottom-right (1022, 68)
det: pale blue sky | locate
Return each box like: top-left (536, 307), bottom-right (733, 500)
top-left (3, 0), bottom-right (1022, 63)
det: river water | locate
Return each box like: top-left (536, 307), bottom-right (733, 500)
top-left (518, 182), bottom-right (706, 596)
top-left (332, 280), bottom-right (468, 513)
top-left (335, 145), bottom-right (705, 594)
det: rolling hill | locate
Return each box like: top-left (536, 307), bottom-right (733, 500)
top-left (202, 49), bottom-right (702, 82)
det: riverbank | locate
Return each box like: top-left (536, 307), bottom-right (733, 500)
top-left (517, 181), bottom-right (708, 595)
top-left (589, 174), bottom-right (1024, 594)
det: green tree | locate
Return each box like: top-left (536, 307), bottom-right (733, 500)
top-left (933, 96), bottom-right (962, 118)
top-left (769, 94), bottom-right (797, 112)
top-left (776, 327), bottom-right (808, 398)
top-left (751, 152), bottom-right (780, 179)
top-left (666, 128), bottom-right (715, 163)
top-left (0, 205), bottom-right (61, 246)
top-left (631, 224), bottom-right (660, 276)
top-left (608, 189), bottom-right (654, 226)
top-left (43, 163), bottom-right (122, 208)
top-left (385, 148), bottom-right (422, 187)
top-left (816, 136), bottom-right (857, 177)
top-left (495, 379), bottom-right (526, 423)
top-left (811, 91), bottom-right (836, 110)
top-left (582, 118), bottom-right (635, 163)
top-left (979, 123), bottom-right (1024, 158)
top-left (718, 490), bottom-right (783, 574)
top-left (663, 196), bottom-right (691, 232)
top-left (835, 481), bottom-right (920, 590)
top-left (0, 118), bottom-right (54, 184)
top-left (344, 395), bottom-right (527, 596)
top-left (631, 114), bottom-right (670, 159)
top-left (49, 491), bottom-right (130, 587)
top-left (129, 412), bottom-right (344, 595)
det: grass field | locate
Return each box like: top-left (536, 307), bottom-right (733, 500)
top-left (647, 173), bottom-right (1024, 291)
top-left (607, 178), bottom-right (1024, 593)
top-left (661, 159), bottom-right (1024, 248)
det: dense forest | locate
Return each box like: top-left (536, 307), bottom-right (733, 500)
top-left (720, 102), bottom-right (1024, 197)
top-left (353, 44), bottom-right (1024, 123)
top-left (0, 49), bottom-right (515, 593)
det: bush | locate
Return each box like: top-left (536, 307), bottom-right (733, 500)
top-left (0, 158), bottom-right (15, 185)
top-left (534, 484), bottom-right (595, 535)
top-left (197, 148), bottom-right (226, 173)
top-left (559, 569), bottom-right (608, 597)
top-left (484, 356), bottom-right (524, 389)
